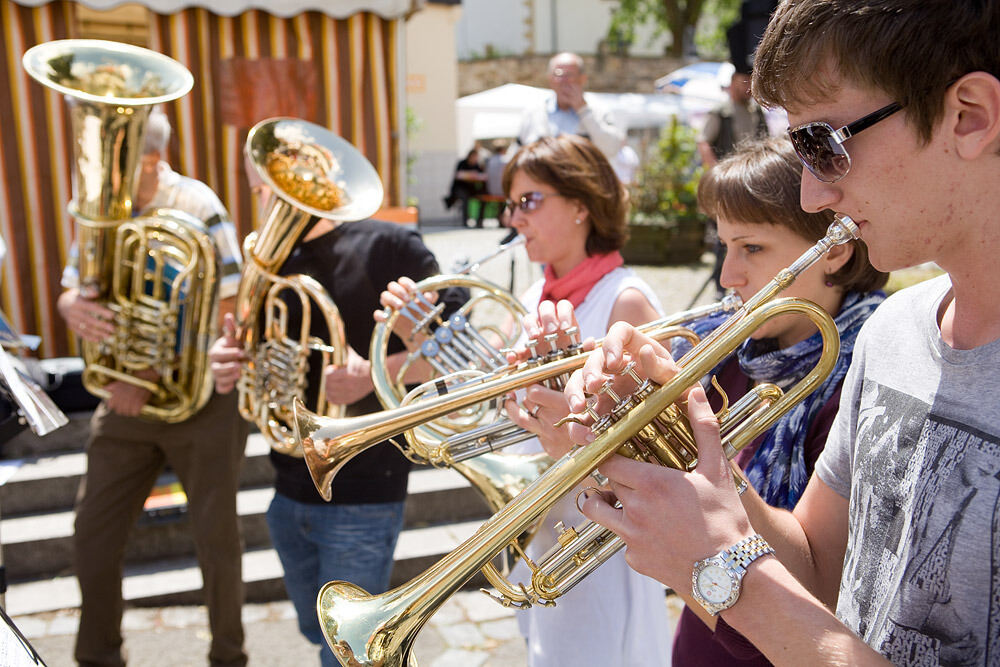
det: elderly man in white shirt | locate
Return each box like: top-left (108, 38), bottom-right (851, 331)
top-left (518, 52), bottom-right (626, 162)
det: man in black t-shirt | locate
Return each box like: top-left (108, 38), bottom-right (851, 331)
top-left (210, 204), bottom-right (465, 665)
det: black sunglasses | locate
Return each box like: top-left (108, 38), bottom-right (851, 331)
top-left (504, 191), bottom-right (563, 215)
top-left (788, 101), bottom-right (902, 183)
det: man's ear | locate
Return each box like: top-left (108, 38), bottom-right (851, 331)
top-left (948, 72), bottom-right (1000, 160)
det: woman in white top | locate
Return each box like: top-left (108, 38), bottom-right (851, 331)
top-left (380, 135), bottom-right (670, 665)
top-left (498, 135), bottom-right (671, 667)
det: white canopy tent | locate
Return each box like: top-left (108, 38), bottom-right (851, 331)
top-left (455, 83), bottom-right (721, 154)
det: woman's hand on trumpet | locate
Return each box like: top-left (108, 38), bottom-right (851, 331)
top-left (505, 299), bottom-right (593, 364)
top-left (505, 384), bottom-right (576, 458)
top-left (579, 381), bottom-right (756, 592)
top-left (504, 299), bottom-right (592, 458)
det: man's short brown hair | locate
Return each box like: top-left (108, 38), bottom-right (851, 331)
top-left (753, 0), bottom-right (1000, 143)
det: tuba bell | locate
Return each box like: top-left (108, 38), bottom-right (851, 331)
top-left (234, 118), bottom-right (383, 455)
top-left (22, 39), bottom-right (218, 423)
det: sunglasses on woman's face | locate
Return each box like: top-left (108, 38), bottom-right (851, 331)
top-left (788, 101), bottom-right (903, 183)
top-left (504, 191), bottom-right (562, 215)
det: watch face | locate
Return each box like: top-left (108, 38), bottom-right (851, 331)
top-left (696, 563), bottom-right (733, 605)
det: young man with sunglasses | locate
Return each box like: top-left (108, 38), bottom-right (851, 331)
top-left (567, 2), bottom-right (1000, 664)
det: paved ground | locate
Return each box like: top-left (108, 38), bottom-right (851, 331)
top-left (15, 221), bottom-right (712, 666)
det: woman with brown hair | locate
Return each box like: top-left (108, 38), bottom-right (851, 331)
top-left (500, 134), bottom-right (670, 666)
top-left (668, 135), bottom-right (887, 665)
top-left (381, 134), bottom-right (670, 666)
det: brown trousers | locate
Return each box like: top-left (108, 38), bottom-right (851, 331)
top-left (73, 391), bottom-right (249, 667)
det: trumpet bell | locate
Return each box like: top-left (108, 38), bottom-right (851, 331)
top-left (317, 581), bottom-right (420, 667)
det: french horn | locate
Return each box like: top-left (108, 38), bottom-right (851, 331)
top-left (366, 238), bottom-right (545, 574)
top-left (235, 118), bottom-right (383, 455)
top-left (306, 215), bottom-right (859, 666)
top-left (23, 39), bottom-right (218, 422)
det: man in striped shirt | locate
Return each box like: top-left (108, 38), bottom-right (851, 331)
top-left (56, 110), bottom-right (249, 667)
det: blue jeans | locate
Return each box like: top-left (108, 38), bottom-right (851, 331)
top-left (265, 493), bottom-right (405, 667)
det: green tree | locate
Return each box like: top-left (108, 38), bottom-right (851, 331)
top-left (608, 0), bottom-right (740, 59)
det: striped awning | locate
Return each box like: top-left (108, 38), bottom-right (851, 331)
top-left (11, 0), bottom-right (418, 18)
top-left (0, 0), bottom-right (401, 358)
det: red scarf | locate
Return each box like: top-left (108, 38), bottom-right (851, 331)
top-left (539, 251), bottom-right (625, 308)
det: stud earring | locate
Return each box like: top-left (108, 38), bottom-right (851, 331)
top-left (575, 218), bottom-right (582, 225)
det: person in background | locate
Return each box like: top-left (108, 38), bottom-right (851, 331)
top-left (209, 153), bottom-right (466, 667)
top-left (696, 69), bottom-right (770, 170)
top-left (519, 52), bottom-right (626, 162)
top-left (444, 147), bottom-right (487, 227)
top-left (572, 1), bottom-right (1000, 663)
top-left (696, 65), bottom-right (772, 298)
top-left (57, 109), bottom-right (248, 667)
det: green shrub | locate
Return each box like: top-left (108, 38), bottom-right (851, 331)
top-left (629, 117), bottom-right (706, 227)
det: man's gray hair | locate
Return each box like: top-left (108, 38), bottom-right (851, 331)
top-left (548, 52), bottom-right (585, 75)
top-left (143, 108), bottom-right (171, 156)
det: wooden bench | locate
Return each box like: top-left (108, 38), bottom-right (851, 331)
top-left (373, 206), bottom-right (419, 226)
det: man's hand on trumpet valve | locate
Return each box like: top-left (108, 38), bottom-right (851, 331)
top-left (559, 320), bottom-right (760, 592)
top-left (374, 275), bottom-right (438, 349)
top-left (578, 382), bottom-right (758, 593)
top-left (208, 313), bottom-right (246, 395)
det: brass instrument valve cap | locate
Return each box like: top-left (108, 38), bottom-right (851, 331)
top-left (554, 521), bottom-right (579, 547)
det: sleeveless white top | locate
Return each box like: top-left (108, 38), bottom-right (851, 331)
top-left (510, 266), bottom-right (672, 667)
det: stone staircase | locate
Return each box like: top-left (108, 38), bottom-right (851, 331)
top-left (0, 412), bottom-right (495, 617)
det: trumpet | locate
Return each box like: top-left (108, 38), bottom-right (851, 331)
top-left (300, 293), bottom-right (742, 498)
top-left (308, 215), bottom-right (858, 667)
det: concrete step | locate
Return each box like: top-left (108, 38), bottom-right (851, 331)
top-left (0, 433), bottom-right (275, 516)
top-left (5, 518), bottom-right (488, 616)
top-left (1, 461), bottom-right (491, 581)
top-left (1, 410), bottom-right (94, 460)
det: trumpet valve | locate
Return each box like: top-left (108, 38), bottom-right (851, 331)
top-left (554, 521), bottom-right (579, 548)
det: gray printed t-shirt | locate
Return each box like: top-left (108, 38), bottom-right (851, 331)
top-left (816, 273), bottom-right (1000, 665)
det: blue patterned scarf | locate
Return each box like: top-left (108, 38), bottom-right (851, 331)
top-left (673, 290), bottom-right (885, 509)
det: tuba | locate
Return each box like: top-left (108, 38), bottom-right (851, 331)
top-left (235, 118), bottom-right (383, 455)
top-left (302, 215), bottom-right (859, 666)
top-left (23, 40), bottom-right (217, 423)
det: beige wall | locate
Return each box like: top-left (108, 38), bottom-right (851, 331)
top-left (406, 4), bottom-right (461, 153)
top-left (405, 3), bottom-right (463, 221)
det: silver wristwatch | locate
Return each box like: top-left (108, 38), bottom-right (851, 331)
top-left (691, 533), bottom-right (774, 616)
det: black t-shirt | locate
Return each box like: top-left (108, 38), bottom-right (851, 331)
top-left (269, 218), bottom-right (464, 505)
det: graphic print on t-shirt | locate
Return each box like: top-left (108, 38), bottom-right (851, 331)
top-left (839, 382), bottom-right (1000, 666)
